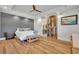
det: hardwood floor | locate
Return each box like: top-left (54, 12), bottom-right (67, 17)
top-left (0, 37), bottom-right (72, 54)
top-left (72, 47), bottom-right (79, 54)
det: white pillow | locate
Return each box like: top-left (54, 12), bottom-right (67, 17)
top-left (17, 28), bottom-right (24, 31)
top-left (17, 28), bottom-right (31, 31)
top-left (23, 28), bottom-right (31, 31)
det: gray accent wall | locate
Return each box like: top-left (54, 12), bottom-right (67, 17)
top-left (0, 13), bottom-right (1, 38)
top-left (0, 13), bottom-right (34, 38)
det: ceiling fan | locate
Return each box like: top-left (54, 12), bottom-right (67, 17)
top-left (30, 5), bottom-right (42, 13)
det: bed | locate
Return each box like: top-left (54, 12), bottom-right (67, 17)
top-left (15, 28), bottom-right (39, 41)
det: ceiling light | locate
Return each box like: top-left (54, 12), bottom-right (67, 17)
top-left (3, 6), bottom-right (8, 9)
top-left (38, 18), bottom-right (41, 22)
top-left (0, 6), bottom-right (8, 9)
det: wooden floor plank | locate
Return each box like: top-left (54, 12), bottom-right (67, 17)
top-left (40, 39), bottom-right (71, 53)
top-left (27, 43), bottom-right (45, 54)
top-left (11, 39), bottom-right (29, 54)
top-left (36, 40), bottom-right (64, 54)
top-left (33, 41), bottom-right (59, 54)
top-left (5, 40), bottom-right (17, 54)
top-left (0, 37), bottom-right (72, 54)
top-left (0, 41), bottom-right (4, 54)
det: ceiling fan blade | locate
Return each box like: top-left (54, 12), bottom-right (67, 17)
top-left (30, 5), bottom-right (42, 13)
top-left (33, 5), bottom-right (36, 10)
top-left (35, 10), bottom-right (42, 13)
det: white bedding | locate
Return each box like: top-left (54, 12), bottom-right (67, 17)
top-left (15, 30), bottom-right (35, 41)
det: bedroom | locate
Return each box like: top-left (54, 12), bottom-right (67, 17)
top-left (0, 5), bottom-right (79, 54)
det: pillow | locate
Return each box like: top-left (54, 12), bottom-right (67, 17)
top-left (17, 28), bottom-right (24, 31)
top-left (23, 28), bottom-right (31, 31)
top-left (17, 28), bottom-right (31, 31)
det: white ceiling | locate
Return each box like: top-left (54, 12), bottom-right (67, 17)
top-left (0, 5), bottom-right (79, 19)
top-left (0, 5), bottom-right (61, 15)
top-left (13, 5), bottom-right (60, 15)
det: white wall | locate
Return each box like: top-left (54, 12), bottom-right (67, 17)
top-left (34, 16), bottom-right (47, 36)
top-left (34, 19), bottom-right (42, 35)
top-left (34, 7), bottom-right (79, 42)
top-left (57, 8), bottom-right (79, 41)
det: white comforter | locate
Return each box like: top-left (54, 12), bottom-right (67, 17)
top-left (15, 30), bottom-right (34, 41)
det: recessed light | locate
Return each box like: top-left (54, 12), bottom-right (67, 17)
top-left (38, 18), bottom-right (41, 22)
top-left (1, 6), bottom-right (8, 9)
top-left (3, 6), bottom-right (8, 9)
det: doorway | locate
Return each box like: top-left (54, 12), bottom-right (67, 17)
top-left (47, 16), bottom-right (57, 39)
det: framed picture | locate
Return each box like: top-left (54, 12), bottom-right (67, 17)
top-left (61, 15), bottom-right (78, 25)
